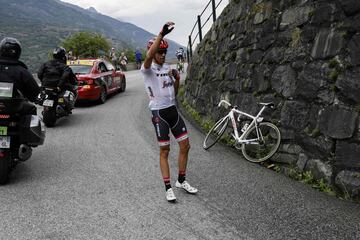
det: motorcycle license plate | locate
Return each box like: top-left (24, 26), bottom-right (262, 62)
top-left (58, 98), bottom-right (64, 103)
top-left (0, 126), bottom-right (7, 136)
top-left (43, 99), bottom-right (54, 107)
top-left (0, 136), bottom-right (10, 149)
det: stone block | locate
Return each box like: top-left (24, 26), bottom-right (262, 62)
top-left (348, 35), bottom-right (360, 66)
top-left (297, 153), bottom-right (308, 172)
top-left (280, 100), bottom-right (309, 130)
top-left (279, 128), bottom-right (296, 140)
top-left (335, 170), bottom-right (360, 200)
top-left (311, 2), bottom-right (341, 25)
top-left (339, 0), bottom-right (360, 16)
top-left (318, 105), bottom-right (358, 139)
top-left (335, 141), bottom-right (360, 169)
top-left (264, 47), bottom-right (284, 63)
top-left (337, 68), bottom-right (360, 102)
top-left (272, 152), bottom-right (298, 165)
top-left (271, 65), bottom-right (297, 98)
top-left (249, 50), bottom-right (264, 63)
top-left (295, 133), bottom-right (334, 158)
top-left (296, 63), bottom-right (327, 100)
top-left (251, 66), bottom-right (269, 92)
top-left (253, 2), bottom-right (273, 25)
top-left (280, 5), bottom-right (313, 30)
top-left (311, 28), bottom-right (344, 59)
top-left (305, 159), bottom-right (333, 184)
top-left (279, 144), bottom-right (303, 155)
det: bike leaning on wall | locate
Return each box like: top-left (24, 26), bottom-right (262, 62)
top-left (203, 100), bottom-right (281, 163)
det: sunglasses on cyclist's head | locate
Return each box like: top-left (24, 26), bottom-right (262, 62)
top-left (157, 49), bottom-right (167, 55)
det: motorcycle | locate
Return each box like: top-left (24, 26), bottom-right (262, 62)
top-left (38, 87), bottom-right (76, 127)
top-left (0, 98), bottom-right (45, 184)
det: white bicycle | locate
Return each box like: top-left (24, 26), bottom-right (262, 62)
top-left (203, 100), bottom-right (281, 163)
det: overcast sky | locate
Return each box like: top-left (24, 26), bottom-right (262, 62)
top-left (60, 0), bottom-right (229, 46)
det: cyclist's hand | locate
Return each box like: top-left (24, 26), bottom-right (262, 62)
top-left (169, 69), bottom-right (180, 81)
top-left (160, 22), bottom-right (175, 37)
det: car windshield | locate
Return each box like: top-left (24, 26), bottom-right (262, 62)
top-left (69, 65), bottom-right (92, 74)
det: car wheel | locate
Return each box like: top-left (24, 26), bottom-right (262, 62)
top-left (99, 85), bottom-right (107, 104)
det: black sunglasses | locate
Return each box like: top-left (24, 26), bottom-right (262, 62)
top-left (157, 49), bottom-right (167, 54)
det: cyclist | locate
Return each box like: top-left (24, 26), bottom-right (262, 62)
top-left (141, 22), bottom-right (198, 202)
top-left (175, 47), bottom-right (185, 62)
top-left (0, 37), bottom-right (40, 115)
top-left (135, 48), bottom-right (142, 69)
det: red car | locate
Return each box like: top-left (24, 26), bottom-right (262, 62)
top-left (68, 59), bottom-right (126, 103)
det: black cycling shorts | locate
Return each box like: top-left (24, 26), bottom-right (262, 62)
top-left (151, 105), bottom-right (188, 146)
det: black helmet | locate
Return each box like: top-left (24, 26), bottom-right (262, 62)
top-left (0, 37), bottom-right (22, 60)
top-left (53, 47), bottom-right (67, 62)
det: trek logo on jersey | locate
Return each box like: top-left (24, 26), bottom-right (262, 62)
top-left (148, 87), bottom-right (154, 97)
top-left (162, 81), bottom-right (174, 88)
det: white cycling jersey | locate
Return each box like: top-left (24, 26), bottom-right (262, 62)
top-left (141, 62), bottom-right (175, 110)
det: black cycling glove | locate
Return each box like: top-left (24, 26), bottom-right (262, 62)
top-left (160, 22), bottom-right (174, 37)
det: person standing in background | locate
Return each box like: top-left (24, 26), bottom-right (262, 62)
top-left (135, 48), bottom-right (142, 69)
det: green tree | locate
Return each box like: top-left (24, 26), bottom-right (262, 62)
top-left (62, 32), bottom-right (110, 58)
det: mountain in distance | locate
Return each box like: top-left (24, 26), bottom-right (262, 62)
top-left (0, 0), bottom-right (183, 72)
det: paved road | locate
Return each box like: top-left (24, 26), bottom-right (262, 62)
top-left (0, 68), bottom-right (360, 240)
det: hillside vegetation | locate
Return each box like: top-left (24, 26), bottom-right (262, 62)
top-left (0, 0), bottom-right (182, 72)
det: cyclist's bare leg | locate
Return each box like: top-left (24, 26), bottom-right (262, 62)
top-left (178, 138), bottom-right (190, 172)
top-left (160, 145), bottom-right (171, 178)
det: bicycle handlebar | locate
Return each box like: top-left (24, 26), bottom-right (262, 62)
top-left (218, 100), bottom-right (231, 107)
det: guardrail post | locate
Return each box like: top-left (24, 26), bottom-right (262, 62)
top-left (197, 15), bottom-right (203, 42)
top-left (212, 0), bottom-right (217, 22)
top-left (188, 35), bottom-right (193, 60)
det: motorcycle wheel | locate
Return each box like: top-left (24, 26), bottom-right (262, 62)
top-left (0, 150), bottom-right (12, 184)
top-left (43, 107), bottom-right (57, 127)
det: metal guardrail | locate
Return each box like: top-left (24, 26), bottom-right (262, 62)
top-left (187, 0), bottom-right (228, 62)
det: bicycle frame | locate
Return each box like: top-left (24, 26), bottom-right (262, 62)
top-left (219, 100), bottom-right (267, 144)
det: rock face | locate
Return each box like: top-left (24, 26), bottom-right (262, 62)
top-left (184, 0), bottom-right (360, 198)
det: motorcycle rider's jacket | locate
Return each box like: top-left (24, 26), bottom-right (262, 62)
top-left (0, 57), bottom-right (40, 102)
top-left (37, 59), bottom-right (77, 91)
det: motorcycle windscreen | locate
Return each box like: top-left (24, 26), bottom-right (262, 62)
top-left (0, 83), bottom-right (13, 98)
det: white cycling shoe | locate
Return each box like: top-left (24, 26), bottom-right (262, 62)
top-left (175, 180), bottom-right (198, 194)
top-left (166, 188), bottom-right (176, 202)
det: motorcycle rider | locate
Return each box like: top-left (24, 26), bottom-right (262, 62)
top-left (37, 47), bottom-right (77, 113)
top-left (0, 37), bottom-right (40, 115)
top-left (119, 52), bottom-right (128, 71)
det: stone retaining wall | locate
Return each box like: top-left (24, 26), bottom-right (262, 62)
top-left (183, 0), bottom-right (360, 199)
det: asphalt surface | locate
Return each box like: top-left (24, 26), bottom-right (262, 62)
top-left (0, 67), bottom-right (359, 240)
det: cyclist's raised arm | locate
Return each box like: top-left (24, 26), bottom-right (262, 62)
top-left (144, 22), bottom-right (174, 69)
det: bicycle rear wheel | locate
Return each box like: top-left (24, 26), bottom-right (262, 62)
top-left (241, 122), bottom-right (281, 163)
top-left (203, 116), bottom-right (229, 150)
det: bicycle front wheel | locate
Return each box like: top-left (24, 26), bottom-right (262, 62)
top-left (203, 116), bottom-right (229, 150)
top-left (241, 122), bottom-right (281, 163)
